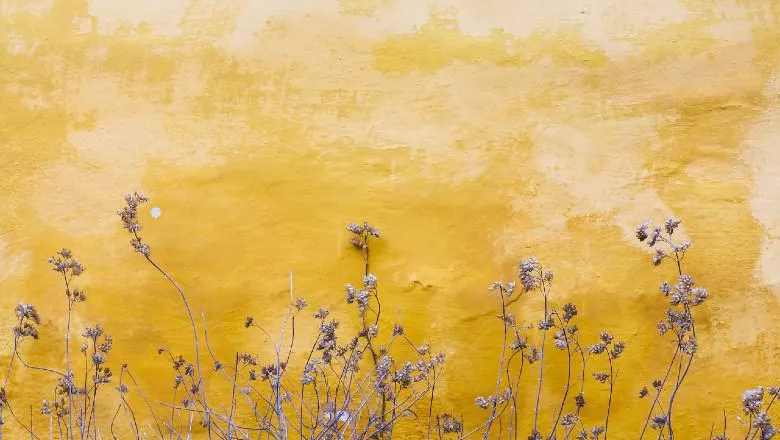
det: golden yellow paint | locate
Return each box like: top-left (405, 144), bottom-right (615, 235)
top-left (1, 0), bottom-right (780, 438)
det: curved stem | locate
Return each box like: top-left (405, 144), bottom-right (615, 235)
top-left (483, 290), bottom-right (509, 439)
top-left (549, 315), bottom-right (573, 439)
top-left (605, 355), bottom-right (614, 440)
top-left (141, 252), bottom-right (210, 436)
top-left (639, 347), bottom-right (680, 439)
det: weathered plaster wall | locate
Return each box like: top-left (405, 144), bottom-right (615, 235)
top-left (1, 0), bottom-right (779, 438)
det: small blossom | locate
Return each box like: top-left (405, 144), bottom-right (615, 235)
top-left (742, 387), bottom-right (764, 414)
top-left (40, 400), bottom-right (51, 415)
top-left (15, 303), bottom-right (41, 323)
top-left (639, 387), bottom-right (648, 398)
top-left (653, 248), bottom-right (665, 265)
top-left (562, 303), bottom-right (577, 322)
top-left (593, 372), bottom-right (610, 383)
top-left (673, 240), bottom-right (692, 253)
top-left (610, 341), bottom-right (626, 359)
top-left (664, 217), bottom-right (681, 235)
top-left (346, 223), bottom-right (363, 234)
top-left (518, 257), bottom-right (541, 291)
top-left (439, 413), bottom-right (463, 434)
top-left (510, 336), bottom-right (527, 351)
top-left (91, 352), bottom-right (106, 366)
top-left (681, 337), bottom-right (697, 355)
top-left (350, 237), bottom-right (365, 249)
top-left (651, 414), bottom-right (668, 429)
top-left (636, 221), bottom-right (650, 241)
top-left (538, 316), bottom-right (554, 330)
top-left (301, 373), bottom-right (315, 385)
top-left (590, 343), bottom-right (607, 355)
top-left (561, 413), bottom-right (579, 426)
top-left (364, 223), bottom-right (381, 238)
top-left (575, 392), bottom-right (585, 408)
top-left (345, 284), bottom-right (356, 304)
top-left (363, 274), bottom-right (377, 290)
top-left (82, 324), bottom-right (103, 340)
top-left (553, 330), bottom-right (568, 350)
top-left (525, 346), bottom-right (542, 364)
top-left (293, 297), bottom-right (307, 311)
top-left (648, 227), bottom-right (661, 247)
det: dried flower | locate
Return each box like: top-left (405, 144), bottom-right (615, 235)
top-left (651, 414), bottom-right (668, 429)
top-left (639, 387), bottom-right (648, 398)
top-left (345, 284), bottom-right (357, 304)
top-left (561, 413), bottom-right (579, 426)
top-left (553, 330), bottom-right (568, 350)
top-left (439, 413), bottom-right (463, 434)
top-left (610, 341), bottom-right (626, 359)
top-left (653, 248), bottom-right (665, 265)
top-left (648, 227), bottom-right (661, 247)
top-left (590, 343), bottom-right (607, 355)
top-left (363, 274), bottom-right (377, 290)
top-left (15, 303), bottom-right (41, 323)
top-left (346, 223), bottom-right (363, 234)
top-left (664, 217), bottom-right (681, 235)
top-left (681, 337), bottom-right (697, 355)
top-left (742, 387), bottom-right (764, 414)
top-left (525, 346), bottom-right (541, 364)
top-left (562, 303), bottom-right (577, 322)
top-left (593, 372), bottom-right (610, 383)
top-left (636, 221), bottom-right (650, 241)
top-left (82, 324), bottom-right (103, 340)
top-left (91, 352), bottom-right (106, 366)
top-left (518, 257), bottom-right (541, 291)
top-left (510, 336), bottom-right (527, 351)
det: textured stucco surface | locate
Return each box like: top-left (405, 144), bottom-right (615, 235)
top-left (1, 0), bottom-right (780, 438)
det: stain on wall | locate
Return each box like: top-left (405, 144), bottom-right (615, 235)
top-left (1, 0), bottom-right (779, 438)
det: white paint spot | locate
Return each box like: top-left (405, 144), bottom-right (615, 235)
top-left (150, 207), bottom-right (162, 219)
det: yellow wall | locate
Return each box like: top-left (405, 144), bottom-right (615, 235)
top-left (1, 0), bottom-right (779, 438)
